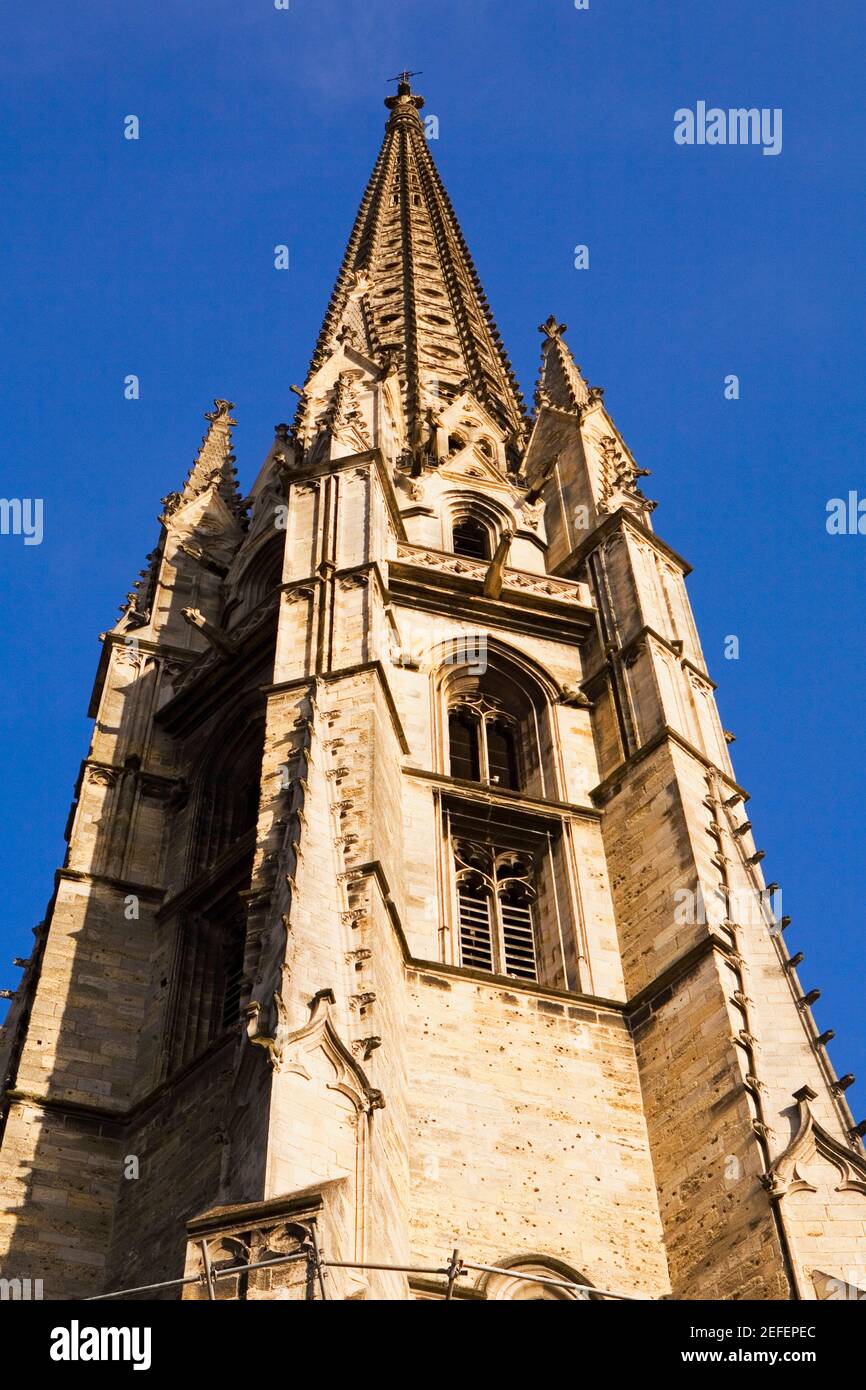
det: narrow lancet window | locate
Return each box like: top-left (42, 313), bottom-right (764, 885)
top-left (448, 708), bottom-right (481, 781)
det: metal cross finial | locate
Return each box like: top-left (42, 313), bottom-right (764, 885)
top-left (388, 69), bottom-right (422, 91)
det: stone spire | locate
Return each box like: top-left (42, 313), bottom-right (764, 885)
top-left (161, 398), bottom-right (244, 522)
top-left (296, 77), bottom-right (527, 453)
top-left (116, 399), bottom-right (245, 632)
top-left (534, 316), bottom-right (604, 416)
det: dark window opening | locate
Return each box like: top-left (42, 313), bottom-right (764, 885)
top-left (165, 902), bottom-right (248, 1074)
top-left (220, 921), bottom-right (246, 1032)
top-left (486, 719), bottom-right (518, 790)
top-left (452, 517), bottom-right (490, 561)
top-left (448, 709), bottom-right (481, 781)
top-left (448, 702), bottom-right (521, 792)
top-left (190, 717), bottom-right (265, 880)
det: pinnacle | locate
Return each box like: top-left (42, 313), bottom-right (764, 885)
top-left (171, 398), bottom-right (245, 520)
top-left (534, 317), bottom-right (600, 415)
top-left (384, 70), bottom-right (425, 121)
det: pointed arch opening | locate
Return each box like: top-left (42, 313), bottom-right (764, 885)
top-left (439, 641), bottom-right (558, 800)
top-left (451, 515), bottom-right (491, 562)
top-left (476, 1256), bottom-right (597, 1301)
top-left (223, 532), bottom-right (285, 629)
top-left (446, 492), bottom-right (512, 565)
top-left (162, 710), bottom-right (266, 1077)
top-left (433, 641), bottom-right (582, 991)
top-left (188, 714), bottom-right (265, 882)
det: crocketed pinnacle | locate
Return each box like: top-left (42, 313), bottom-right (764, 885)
top-left (172, 399), bottom-right (244, 518)
top-left (534, 316), bottom-right (602, 415)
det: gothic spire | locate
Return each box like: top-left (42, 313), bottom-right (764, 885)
top-left (534, 316), bottom-right (603, 416)
top-left (296, 78), bottom-right (527, 452)
top-left (116, 399), bottom-right (245, 631)
top-left (170, 398), bottom-right (244, 517)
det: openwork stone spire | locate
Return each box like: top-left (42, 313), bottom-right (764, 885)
top-left (297, 78), bottom-right (526, 451)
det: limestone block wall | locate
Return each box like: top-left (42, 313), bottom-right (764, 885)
top-left (103, 1040), bottom-right (238, 1296)
top-left (630, 951), bottom-right (791, 1300)
top-left (598, 739), bottom-right (795, 1299)
top-left (0, 877), bottom-right (157, 1296)
top-left (405, 967), bottom-right (671, 1299)
top-left (0, 1100), bottom-right (123, 1298)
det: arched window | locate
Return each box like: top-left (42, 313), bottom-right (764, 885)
top-left (165, 898), bottom-right (248, 1074)
top-left (455, 843), bottom-right (539, 982)
top-left (244, 536), bottom-right (285, 608)
top-left (188, 715), bottom-right (265, 881)
top-left (438, 644), bottom-right (581, 991)
top-left (452, 515), bottom-right (491, 561)
top-left (223, 535), bottom-right (285, 628)
top-left (440, 640), bottom-right (562, 799)
top-left (165, 712), bottom-right (266, 1076)
top-left (446, 493), bottom-right (510, 564)
top-left (448, 697), bottom-right (519, 789)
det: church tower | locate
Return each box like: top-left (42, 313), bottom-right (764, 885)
top-left (2, 78), bottom-right (864, 1303)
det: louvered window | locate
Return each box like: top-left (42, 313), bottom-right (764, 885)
top-left (457, 882), bottom-right (494, 972)
top-left (500, 888), bottom-right (538, 981)
top-left (454, 841), bottom-right (538, 983)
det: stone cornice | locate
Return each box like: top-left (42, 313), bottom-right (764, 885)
top-left (56, 867), bottom-right (166, 902)
top-left (387, 555), bottom-right (595, 644)
top-left (554, 506), bottom-right (693, 579)
top-left (590, 725), bottom-right (750, 808)
top-left (405, 768), bottom-right (602, 822)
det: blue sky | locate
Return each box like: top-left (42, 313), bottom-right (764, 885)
top-left (1, 2), bottom-right (863, 1113)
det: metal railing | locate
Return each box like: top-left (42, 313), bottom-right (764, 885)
top-left (85, 1240), bottom-right (641, 1302)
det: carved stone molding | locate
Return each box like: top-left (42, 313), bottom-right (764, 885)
top-left (762, 1087), bottom-right (866, 1200)
top-left (88, 765), bottom-right (120, 788)
top-left (274, 990), bottom-right (384, 1113)
top-left (394, 544), bottom-right (588, 604)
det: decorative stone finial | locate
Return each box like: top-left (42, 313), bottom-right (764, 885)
top-left (539, 316), bottom-right (567, 341)
top-left (204, 398), bottom-right (236, 424)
